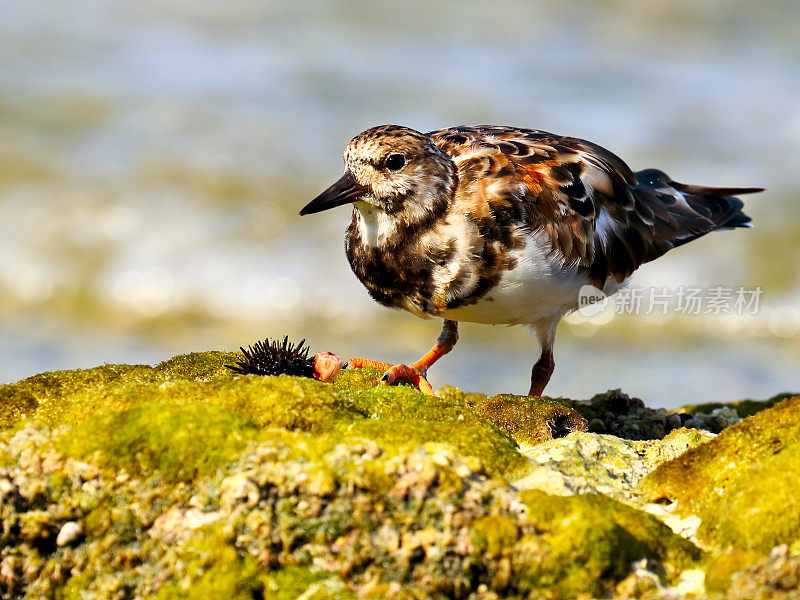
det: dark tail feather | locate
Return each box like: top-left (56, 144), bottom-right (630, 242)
top-left (670, 179), bottom-right (761, 228)
top-left (633, 169), bottom-right (759, 248)
top-left (670, 183), bottom-right (765, 197)
top-left (670, 181), bottom-right (759, 231)
top-left (719, 210), bottom-right (753, 229)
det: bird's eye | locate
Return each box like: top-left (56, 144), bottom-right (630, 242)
top-left (384, 153), bottom-right (406, 171)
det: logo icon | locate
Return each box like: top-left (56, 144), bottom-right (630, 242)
top-left (577, 285), bottom-right (610, 318)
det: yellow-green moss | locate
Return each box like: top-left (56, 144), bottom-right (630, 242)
top-left (704, 549), bottom-right (764, 595)
top-left (154, 527), bottom-right (353, 600)
top-left (517, 490), bottom-right (703, 598)
top-left (472, 514), bottom-right (520, 557)
top-left (435, 385), bottom-right (489, 408)
top-left (342, 386), bottom-right (526, 476)
top-left (154, 351), bottom-right (241, 382)
top-left (0, 352), bottom-right (240, 431)
top-left (153, 532), bottom-right (267, 600)
top-left (473, 395), bottom-right (588, 446)
top-left (58, 402), bottom-right (260, 483)
top-left (0, 364), bottom-right (149, 429)
top-left (332, 367), bottom-right (384, 391)
top-left (4, 352), bottom-right (526, 479)
top-left (263, 566), bottom-right (355, 600)
top-left (139, 376), bottom-right (359, 433)
top-left (677, 392), bottom-right (795, 418)
top-left (642, 396), bottom-right (800, 552)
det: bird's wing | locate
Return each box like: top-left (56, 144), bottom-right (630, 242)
top-left (429, 126), bottom-right (757, 286)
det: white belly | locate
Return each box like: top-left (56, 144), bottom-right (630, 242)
top-left (441, 234), bottom-right (590, 326)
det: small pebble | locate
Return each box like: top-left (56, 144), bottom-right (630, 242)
top-left (56, 521), bottom-right (84, 547)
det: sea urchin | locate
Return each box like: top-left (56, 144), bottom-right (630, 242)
top-left (228, 336), bottom-right (315, 378)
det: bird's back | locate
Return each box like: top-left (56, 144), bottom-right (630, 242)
top-left (428, 126), bottom-right (759, 291)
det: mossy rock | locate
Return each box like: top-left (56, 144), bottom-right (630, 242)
top-left (515, 490), bottom-right (703, 598)
top-left (642, 396), bottom-right (800, 552)
top-left (58, 402), bottom-right (261, 484)
top-left (0, 352), bottom-right (526, 482)
top-left (636, 427), bottom-right (715, 470)
top-left (0, 351), bottom-right (240, 430)
top-left (473, 394), bottom-right (588, 446)
top-left (677, 391), bottom-right (796, 419)
top-left (1, 351), bottom-right (793, 599)
top-left (435, 385), bottom-right (490, 408)
top-left (513, 428), bottom-right (713, 500)
top-left (340, 385), bottom-right (527, 476)
top-left (152, 529), bottom-right (353, 600)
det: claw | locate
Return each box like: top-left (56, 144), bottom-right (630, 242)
top-left (348, 359), bottom-right (436, 395)
top-left (345, 321), bottom-right (458, 397)
top-left (379, 364), bottom-right (435, 395)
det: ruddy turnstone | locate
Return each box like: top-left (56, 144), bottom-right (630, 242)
top-left (300, 125), bottom-right (760, 396)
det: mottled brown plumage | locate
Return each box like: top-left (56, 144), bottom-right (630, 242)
top-left (301, 124), bottom-right (760, 396)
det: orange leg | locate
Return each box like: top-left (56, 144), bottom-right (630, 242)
top-left (347, 320), bottom-right (459, 396)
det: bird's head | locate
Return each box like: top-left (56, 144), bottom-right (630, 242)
top-left (300, 125), bottom-right (456, 227)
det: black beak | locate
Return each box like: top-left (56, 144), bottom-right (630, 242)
top-left (300, 172), bottom-right (368, 216)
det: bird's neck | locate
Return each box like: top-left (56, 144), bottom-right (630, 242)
top-left (344, 203), bottom-right (445, 316)
top-left (350, 202), bottom-right (399, 249)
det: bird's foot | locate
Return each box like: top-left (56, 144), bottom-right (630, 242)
top-left (379, 364), bottom-right (434, 395)
top-left (347, 358), bottom-right (435, 396)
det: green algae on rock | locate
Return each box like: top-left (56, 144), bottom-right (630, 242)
top-left (0, 427), bottom-right (704, 600)
top-left (677, 391), bottom-right (796, 420)
top-left (1, 358), bottom-right (525, 480)
top-left (642, 395), bottom-right (800, 553)
top-left (58, 402), bottom-right (261, 484)
top-left (472, 394), bottom-right (588, 446)
top-left (0, 351), bottom-right (240, 431)
top-left (1, 351), bottom-right (796, 599)
top-left (516, 490), bottom-right (703, 598)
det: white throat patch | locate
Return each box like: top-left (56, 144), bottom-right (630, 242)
top-left (354, 201), bottom-right (397, 248)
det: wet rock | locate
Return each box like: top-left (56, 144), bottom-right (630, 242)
top-left (572, 389), bottom-right (695, 439)
top-left (642, 396), bottom-right (800, 552)
top-left (681, 406), bottom-right (741, 433)
top-left (514, 428), bottom-right (713, 504)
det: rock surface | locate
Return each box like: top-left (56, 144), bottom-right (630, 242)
top-left (0, 352), bottom-right (797, 599)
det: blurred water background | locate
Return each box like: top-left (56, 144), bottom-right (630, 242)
top-left (2, 0), bottom-right (799, 408)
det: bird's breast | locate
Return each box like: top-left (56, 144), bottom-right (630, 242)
top-left (440, 231), bottom-right (590, 325)
top-left (345, 204), bottom-right (590, 324)
top-left (345, 209), bottom-right (442, 317)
